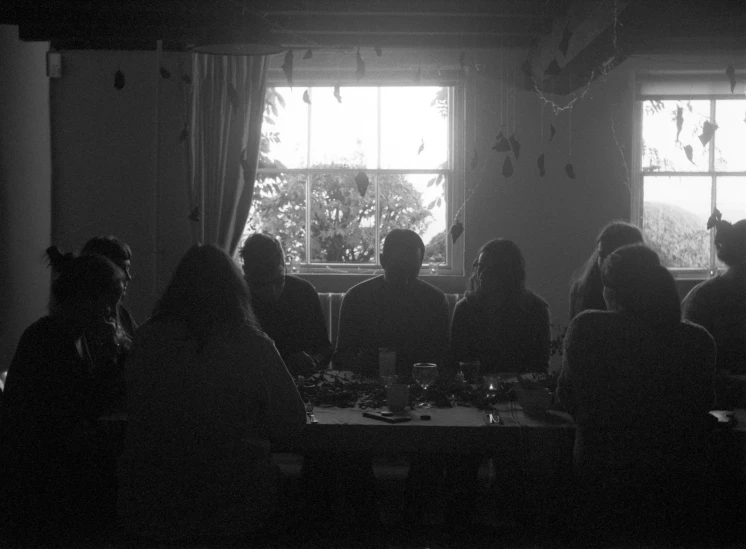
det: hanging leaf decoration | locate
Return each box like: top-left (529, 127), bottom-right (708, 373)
top-left (470, 148), bottom-right (479, 171)
top-left (334, 85), bottom-right (342, 103)
top-left (544, 59), bottom-right (562, 77)
top-left (375, 45), bottom-right (382, 57)
top-left (356, 48), bottom-right (365, 80)
top-left (181, 73), bottom-right (192, 85)
top-left (114, 69), bottom-right (125, 90)
top-left (188, 206), bottom-right (200, 222)
top-left (303, 48), bottom-right (313, 60)
top-left (491, 132), bottom-right (511, 152)
top-left (699, 120), bottom-right (718, 145)
top-left (418, 139), bottom-right (425, 155)
top-left (549, 123), bottom-right (556, 142)
top-left (726, 65), bottom-right (736, 93)
top-left (354, 171), bottom-right (370, 197)
top-left (684, 144), bottom-right (695, 164)
top-left (537, 153), bottom-right (545, 177)
top-left (450, 220), bottom-right (464, 244)
top-left (227, 82), bottom-right (239, 109)
top-left (675, 106), bottom-right (684, 141)
top-left (282, 49), bottom-right (294, 88)
top-left (502, 156), bottom-right (514, 178)
top-left (565, 163), bottom-right (576, 179)
top-left (159, 66), bottom-right (171, 79)
top-left (509, 134), bottom-right (521, 160)
top-left (178, 123), bottom-right (189, 142)
top-left (558, 27), bottom-right (573, 58)
top-left (707, 208), bottom-right (722, 230)
top-left (303, 90), bottom-right (311, 104)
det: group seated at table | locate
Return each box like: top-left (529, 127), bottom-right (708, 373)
top-left (0, 216), bottom-right (744, 545)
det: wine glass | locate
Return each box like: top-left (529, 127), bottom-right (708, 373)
top-left (412, 363), bottom-right (438, 408)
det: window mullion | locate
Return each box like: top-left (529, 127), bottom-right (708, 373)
top-left (306, 88), bottom-right (312, 266)
top-left (709, 99), bottom-right (717, 274)
top-left (375, 86), bottom-right (381, 265)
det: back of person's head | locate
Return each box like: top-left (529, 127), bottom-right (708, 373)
top-left (713, 218), bottom-right (746, 268)
top-left (571, 221), bottom-right (644, 316)
top-left (47, 246), bottom-right (125, 316)
top-left (81, 236), bottom-right (132, 269)
top-left (601, 243), bottom-right (680, 325)
top-left (155, 244), bottom-right (256, 335)
top-left (469, 239), bottom-right (525, 299)
top-left (380, 229), bottom-right (425, 285)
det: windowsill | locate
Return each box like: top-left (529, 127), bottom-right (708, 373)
top-left (294, 272), bottom-right (468, 294)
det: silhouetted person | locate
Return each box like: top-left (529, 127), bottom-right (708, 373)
top-left (118, 244), bottom-right (306, 544)
top-left (569, 221), bottom-right (643, 319)
top-left (240, 233), bottom-right (333, 375)
top-left (558, 244), bottom-right (716, 545)
top-left (683, 214), bottom-right (746, 408)
top-left (335, 228), bottom-right (449, 378)
top-left (451, 238), bottom-right (550, 375)
top-left (0, 248), bottom-right (127, 545)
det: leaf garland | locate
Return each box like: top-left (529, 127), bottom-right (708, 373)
top-left (565, 163), bottom-right (576, 179)
top-left (502, 156), bottom-right (514, 178)
top-left (470, 148), bottom-right (479, 171)
top-left (282, 49), bottom-right (294, 88)
top-left (491, 132), bottom-right (511, 152)
top-left (114, 69), bottom-right (125, 90)
top-left (188, 206), bottom-right (200, 222)
top-left (355, 171), bottom-right (369, 197)
top-left (707, 208), bottom-right (722, 230)
top-left (159, 66), bottom-right (171, 79)
top-left (334, 85), bottom-right (342, 103)
top-left (544, 59), bottom-right (561, 77)
top-left (181, 73), bottom-right (192, 85)
top-left (699, 121), bottom-right (718, 145)
top-left (450, 220), bottom-right (464, 244)
top-left (303, 90), bottom-right (311, 104)
top-left (675, 106), bottom-right (684, 141)
top-left (684, 144), bottom-right (695, 164)
top-left (726, 65), bottom-right (736, 93)
top-left (417, 139), bottom-right (425, 155)
top-left (537, 153), bottom-right (546, 177)
top-left (303, 48), bottom-right (313, 60)
top-left (549, 123), bottom-right (556, 142)
top-left (558, 27), bottom-right (573, 57)
top-left (356, 48), bottom-right (365, 80)
top-left (509, 133), bottom-right (521, 160)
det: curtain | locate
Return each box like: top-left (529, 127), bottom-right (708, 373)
top-left (188, 53), bottom-right (269, 254)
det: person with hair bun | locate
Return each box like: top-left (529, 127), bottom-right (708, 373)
top-left (683, 212), bottom-right (746, 389)
top-left (569, 221), bottom-right (643, 319)
top-left (0, 247), bottom-right (127, 544)
top-left (558, 244), bottom-right (716, 544)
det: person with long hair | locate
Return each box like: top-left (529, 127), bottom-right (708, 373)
top-left (569, 221), bottom-right (643, 319)
top-left (0, 248), bottom-right (127, 544)
top-left (558, 244), bottom-right (716, 544)
top-left (117, 244), bottom-right (306, 544)
top-left (81, 235), bottom-right (137, 338)
top-left (451, 238), bottom-right (550, 374)
top-left (683, 213), bottom-right (746, 406)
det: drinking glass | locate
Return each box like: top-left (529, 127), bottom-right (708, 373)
top-left (458, 360), bottom-right (481, 384)
top-left (412, 363), bottom-right (438, 390)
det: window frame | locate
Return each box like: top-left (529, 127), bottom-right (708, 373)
top-left (632, 71), bottom-right (746, 280)
top-left (253, 72), bottom-right (466, 278)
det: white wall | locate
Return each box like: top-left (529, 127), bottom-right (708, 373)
top-left (0, 25), bottom-right (52, 377)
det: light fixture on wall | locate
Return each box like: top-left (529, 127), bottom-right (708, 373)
top-left (190, 14), bottom-right (284, 56)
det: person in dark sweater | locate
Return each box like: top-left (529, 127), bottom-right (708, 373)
top-left (239, 233), bottom-right (333, 375)
top-left (558, 244), bottom-right (716, 544)
top-left (451, 238), bottom-right (550, 375)
top-left (0, 249), bottom-right (127, 545)
top-left (683, 213), bottom-right (746, 407)
top-left (568, 221), bottom-right (643, 320)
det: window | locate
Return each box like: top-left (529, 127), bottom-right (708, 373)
top-left (634, 73), bottom-right (746, 277)
top-left (240, 83), bottom-right (462, 275)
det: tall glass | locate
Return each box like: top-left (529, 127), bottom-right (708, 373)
top-left (412, 363), bottom-right (438, 390)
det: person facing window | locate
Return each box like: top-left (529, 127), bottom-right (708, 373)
top-left (0, 248), bottom-right (127, 545)
top-left (240, 232), bottom-right (333, 375)
top-left (451, 238), bottom-right (550, 375)
top-left (117, 244), bottom-right (306, 543)
top-left (558, 243), bottom-right (716, 543)
top-left (568, 221), bottom-right (643, 319)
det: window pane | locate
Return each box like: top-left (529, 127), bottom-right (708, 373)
top-left (380, 87), bottom-right (449, 170)
top-left (375, 173), bottom-right (447, 264)
top-left (245, 173), bottom-right (307, 262)
top-left (643, 176), bottom-right (711, 268)
top-left (715, 99), bottom-right (746, 172)
top-left (262, 87), bottom-right (308, 169)
top-left (642, 100), bottom-right (710, 172)
top-left (715, 176), bottom-right (746, 268)
top-left (310, 171), bottom-right (377, 263)
top-left (308, 87), bottom-right (378, 168)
